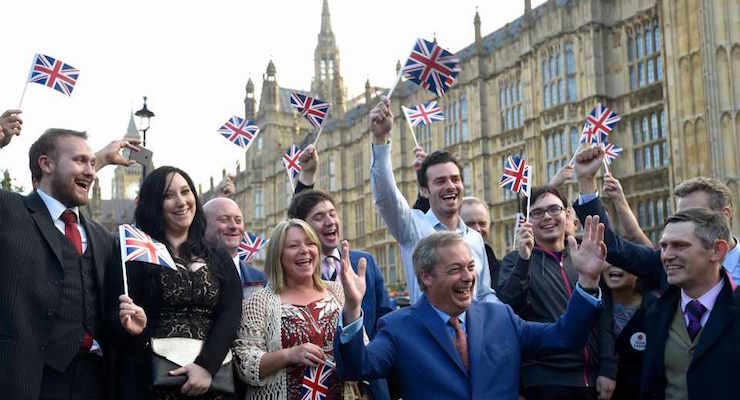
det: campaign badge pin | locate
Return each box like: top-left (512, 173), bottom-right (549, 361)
top-left (630, 332), bottom-right (647, 351)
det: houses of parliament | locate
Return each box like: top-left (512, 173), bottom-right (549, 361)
top-left (101, 0), bottom-right (740, 293)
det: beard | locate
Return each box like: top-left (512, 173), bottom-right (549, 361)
top-left (50, 173), bottom-right (88, 208)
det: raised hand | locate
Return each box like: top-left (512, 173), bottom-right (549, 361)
top-left (574, 146), bottom-right (604, 193)
top-left (216, 174), bottom-right (236, 197)
top-left (567, 215), bottom-right (606, 289)
top-left (602, 174), bottom-right (626, 205)
top-left (369, 97), bottom-right (393, 144)
top-left (517, 221), bottom-right (535, 260)
top-left (548, 163), bottom-right (574, 187)
top-left (169, 363), bottom-right (213, 396)
top-left (118, 294), bottom-right (147, 335)
top-left (298, 144), bottom-right (319, 185)
top-left (94, 139), bottom-right (143, 171)
top-left (412, 146), bottom-right (427, 172)
top-left (0, 109), bottom-right (23, 148)
top-left (338, 240), bottom-right (366, 324)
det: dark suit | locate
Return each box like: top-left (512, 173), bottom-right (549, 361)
top-left (0, 190), bottom-right (115, 400)
top-left (574, 196), bottom-right (740, 399)
top-left (336, 292), bottom-right (601, 400)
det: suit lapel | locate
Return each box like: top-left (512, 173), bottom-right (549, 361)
top-left (25, 192), bottom-right (64, 270)
top-left (693, 274), bottom-right (737, 362)
top-left (412, 296), bottom-right (467, 374)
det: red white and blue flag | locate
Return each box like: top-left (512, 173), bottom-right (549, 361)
top-left (401, 38), bottom-right (460, 97)
top-left (218, 116), bottom-right (259, 149)
top-left (581, 103), bottom-right (621, 145)
top-left (500, 156), bottom-right (530, 194)
top-left (238, 232), bottom-right (269, 263)
top-left (118, 224), bottom-right (175, 269)
top-left (300, 362), bottom-right (333, 400)
top-left (600, 141), bottom-right (623, 165)
top-left (290, 92), bottom-right (330, 128)
top-left (282, 144), bottom-right (304, 182)
top-left (28, 54), bottom-right (80, 96)
top-left (401, 100), bottom-right (444, 127)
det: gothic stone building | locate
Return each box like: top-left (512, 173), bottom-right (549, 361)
top-left (208, 0), bottom-right (740, 292)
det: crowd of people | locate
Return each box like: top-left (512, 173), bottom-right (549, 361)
top-left (0, 97), bottom-right (738, 400)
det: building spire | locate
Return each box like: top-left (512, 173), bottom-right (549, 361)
top-left (321, 0), bottom-right (332, 34)
top-left (312, 0), bottom-right (345, 114)
top-left (124, 112), bottom-right (140, 140)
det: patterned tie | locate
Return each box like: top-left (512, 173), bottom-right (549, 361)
top-left (448, 317), bottom-right (469, 372)
top-left (60, 209), bottom-right (82, 255)
top-left (685, 299), bottom-right (707, 341)
top-left (321, 256), bottom-right (339, 281)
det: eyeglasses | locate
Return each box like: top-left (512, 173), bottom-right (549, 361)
top-left (529, 205), bottom-right (565, 220)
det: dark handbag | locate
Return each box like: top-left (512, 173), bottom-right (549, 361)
top-left (150, 338), bottom-right (234, 394)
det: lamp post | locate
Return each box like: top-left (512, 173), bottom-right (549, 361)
top-left (134, 96), bottom-right (155, 147)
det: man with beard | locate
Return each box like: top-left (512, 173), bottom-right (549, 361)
top-left (368, 98), bottom-right (497, 304)
top-left (497, 186), bottom-right (617, 400)
top-left (288, 148), bottom-right (394, 400)
top-left (0, 126), bottom-right (139, 400)
top-left (203, 197), bottom-right (266, 300)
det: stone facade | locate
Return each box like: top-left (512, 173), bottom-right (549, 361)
top-left (207, 0), bottom-right (740, 291)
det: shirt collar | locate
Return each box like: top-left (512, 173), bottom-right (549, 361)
top-left (722, 239), bottom-right (740, 272)
top-left (681, 278), bottom-right (724, 315)
top-left (429, 302), bottom-right (467, 328)
top-left (322, 247), bottom-right (341, 262)
top-left (232, 255), bottom-right (240, 269)
top-left (36, 189), bottom-right (79, 222)
top-left (423, 209), bottom-right (468, 234)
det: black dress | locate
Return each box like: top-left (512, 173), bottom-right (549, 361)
top-left (107, 247), bottom-right (241, 400)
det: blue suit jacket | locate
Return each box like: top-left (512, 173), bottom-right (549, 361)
top-left (336, 292), bottom-right (600, 400)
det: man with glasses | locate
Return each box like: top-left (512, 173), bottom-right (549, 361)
top-left (497, 185), bottom-right (617, 400)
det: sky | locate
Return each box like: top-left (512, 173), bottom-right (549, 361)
top-left (0, 0), bottom-right (546, 197)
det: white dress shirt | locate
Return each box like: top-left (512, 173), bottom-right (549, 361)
top-left (681, 279), bottom-right (724, 328)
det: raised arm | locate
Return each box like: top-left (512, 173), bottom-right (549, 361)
top-left (602, 174), bottom-right (653, 247)
top-left (296, 144), bottom-right (318, 193)
top-left (369, 98), bottom-right (415, 244)
top-left (93, 139), bottom-right (142, 172)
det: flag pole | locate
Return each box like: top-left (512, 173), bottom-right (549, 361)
top-left (118, 226), bottom-right (130, 296)
top-left (312, 123), bottom-right (325, 147)
top-left (18, 54), bottom-right (36, 108)
top-left (525, 166), bottom-right (533, 222)
top-left (386, 72), bottom-right (402, 99)
top-left (403, 114), bottom-right (420, 149)
top-left (602, 158), bottom-right (611, 176)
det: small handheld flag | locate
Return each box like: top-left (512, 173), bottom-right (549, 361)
top-left (600, 141), bottom-right (623, 165)
top-left (118, 224), bottom-right (176, 295)
top-left (500, 156), bottom-right (530, 194)
top-left (289, 92), bottom-right (330, 129)
top-left (300, 362), bottom-right (333, 400)
top-left (401, 100), bottom-right (444, 127)
top-left (581, 103), bottom-right (621, 145)
top-left (28, 54), bottom-right (80, 96)
top-left (282, 144), bottom-right (304, 182)
top-left (218, 116), bottom-right (259, 149)
top-left (238, 232), bottom-right (269, 263)
top-left (390, 38), bottom-right (460, 98)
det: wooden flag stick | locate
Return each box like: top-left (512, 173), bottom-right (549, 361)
top-left (403, 113), bottom-right (421, 149)
top-left (312, 123), bottom-right (325, 147)
top-left (602, 157), bottom-right (611, 176)
top-left (17, 54), bottom-right (36, 108)
top-left (525, 166), bottom-right (533, 222)
top-left (386, 71), bottom-right (403, 99)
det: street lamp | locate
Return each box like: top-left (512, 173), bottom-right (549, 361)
top-left (134, 96), bottom-right (155, 147)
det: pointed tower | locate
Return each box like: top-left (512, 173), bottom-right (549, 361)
top-left (259, 60), bottom-right (280, 114)
top-left (311, 0), bottom-right (345, 114)
top-left (244, 78), bottom-right (256, 120)
top-left (124, 112), bottom-right (140, 141)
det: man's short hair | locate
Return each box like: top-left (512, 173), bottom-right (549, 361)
top-left (521, 185), bottom-right (568, 212)
top-left (664, 208), bottom-right (731, 249)
top-left (287, 189), bottom-right (336, 220)
top-left (416, 150), bottom-right (463, 189)
top-left (674, 177), bottom-right (734, 211)
top-left (28, 129), bottom-right (88, 182)
top-left (461, 196), bottom-right (487, 210)
top-left (412, 232), bottom-right (465, 292)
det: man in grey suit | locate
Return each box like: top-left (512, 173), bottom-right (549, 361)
top-left (0, 117), bottom-right (139, 400)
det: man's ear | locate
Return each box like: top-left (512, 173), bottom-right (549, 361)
top-left (38, 154), bottom-right (54, 175)
top-left (712, 239), bottom-right (730, 263)
top-left (420, 270), bottom-right (434, 290)
top-left (420, 186), bottom-right (430, 198)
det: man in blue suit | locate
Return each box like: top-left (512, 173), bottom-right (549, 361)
top-left (288, 165), bottom-right (393, 399)
top-left (335, 217), bottom-right (608, 400)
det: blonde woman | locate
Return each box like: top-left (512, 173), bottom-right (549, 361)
top-left (233, 219), bottom-right (352, 399)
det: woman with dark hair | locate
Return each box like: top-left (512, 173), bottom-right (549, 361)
top-left (112, 166), bottom-right (241, 400)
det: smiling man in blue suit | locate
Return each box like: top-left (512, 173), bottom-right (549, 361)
top-left (335, 216), bottom-right (608, 400)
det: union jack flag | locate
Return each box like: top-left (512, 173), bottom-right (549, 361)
top-left (581, 103), bottom-right (621, 144)
top-left (118, 224), bottom-right (176, 270)
top-left (401, 38), bottom-right (460, 97)
top-left (282, 144), bottom-right (304, 181)
top-left (600, 141), bottom-right (623, 165)
top-left (500, 156), bottom-right (530, 194)
top-left (238, 232), bottom-right (269, 263)
top-left (28, 54), bottom-right (80, 96)
top-left (300, 362), bottom-right (333, 400)
top-left (401, 100), bottom-right (444, 127)
top-left (217, 116), bottom-right (259, 149)
top-left (290, 92), bottom-right (330, 128)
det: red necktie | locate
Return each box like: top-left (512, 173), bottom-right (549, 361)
top-left (60, 210), bottom-right (82, 255)
top-left (449, 317), bottom-right (470, 372)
